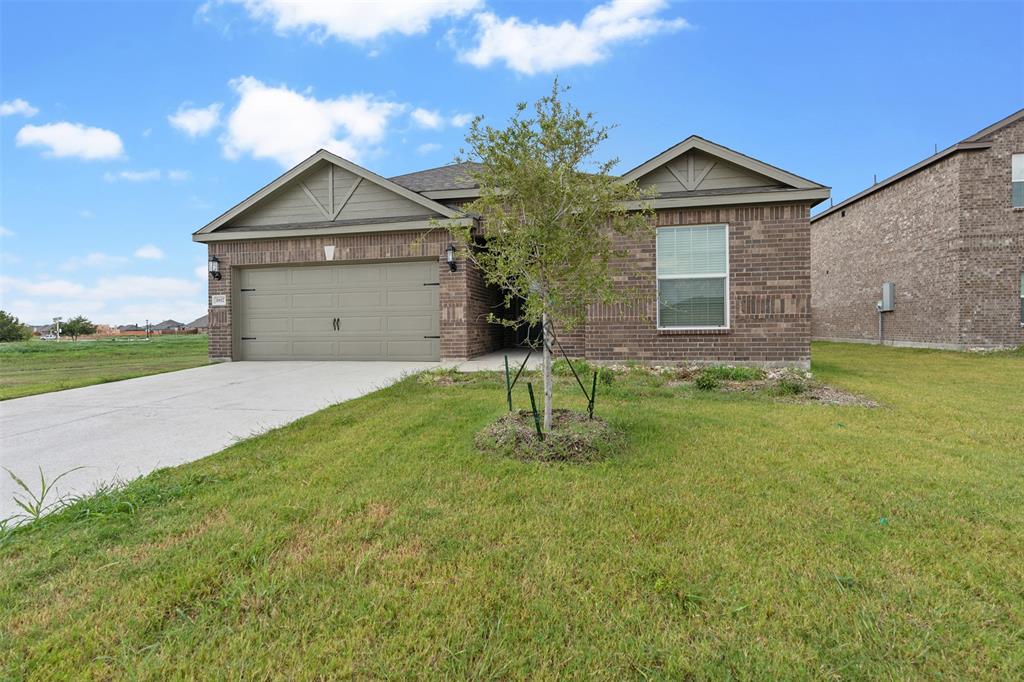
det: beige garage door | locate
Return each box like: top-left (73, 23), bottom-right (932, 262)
top-left (236, 261), bottom-right (440, 361)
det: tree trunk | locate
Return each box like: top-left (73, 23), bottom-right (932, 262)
top-left (541, 312), bottom-right (553, 431)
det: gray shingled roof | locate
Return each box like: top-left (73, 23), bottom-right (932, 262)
top-left (389, 162), bottom-right (483, 192)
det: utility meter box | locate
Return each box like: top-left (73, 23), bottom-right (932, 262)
top-left (880, 282), bottom-right (895, 312)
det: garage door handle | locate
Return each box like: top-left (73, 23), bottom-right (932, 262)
top-left (241, 337), bottom-right (255, 340)
top-left (423, 335), bottom-right (440, 339)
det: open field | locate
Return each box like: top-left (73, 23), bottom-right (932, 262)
top-left (1, 342), bottom-right (1022, 678)
top-left (0, 335), bottom-right (209, 400)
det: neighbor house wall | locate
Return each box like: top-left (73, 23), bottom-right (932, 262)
top-left (812, 117), bottom-right (1024, 350)
top-left (205, 230), bottom-right (496, 362)
top-left (810, 154), bottom-right (964, 347)
top-left (956, 118), bottom-right (1024, 348)
top-left (583, 203), bottom-right (813, 366)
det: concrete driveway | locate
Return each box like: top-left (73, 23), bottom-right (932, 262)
top-left (0, 361), bottom-right (435, 520)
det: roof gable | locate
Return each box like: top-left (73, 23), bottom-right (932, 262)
top-left (195, 149), bottom-right (461, 236)
top-left (812, 108), bottom-right (1023, 222)
top-left (636, 148), bottom-right (782, 195)
top-left (621, 135), bottom-right (825, 192)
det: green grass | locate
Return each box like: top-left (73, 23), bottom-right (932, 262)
top-left (0, 335), bottom-right (209, 400)
top-left (2, 342), bottom-right (1022, 679)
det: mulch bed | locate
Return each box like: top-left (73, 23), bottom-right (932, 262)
top-left (721, 380), bottom-right (879, 407)
top-left (475, 409), bottom-right (618, 463)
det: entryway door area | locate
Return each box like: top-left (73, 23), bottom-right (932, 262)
top-left (235, 261), bottom-right (440, 361)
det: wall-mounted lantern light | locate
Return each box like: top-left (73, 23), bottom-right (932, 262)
top-left (446, 243), bottom-right (457, 272)
top-left (208, 255), bottom-right (221, 280)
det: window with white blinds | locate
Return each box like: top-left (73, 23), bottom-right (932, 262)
top-left (656, 224), bottom-right (729, 328)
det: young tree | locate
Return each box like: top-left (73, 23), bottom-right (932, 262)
top-left (451, 82), bottom-right (654, 430)
top-left (0, 310), bottom-right (32, 342)
top-left (61, 315), bottom-right (97, 341)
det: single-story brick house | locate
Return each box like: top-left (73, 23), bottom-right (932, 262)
top-left (193, 136), bottom-right (829, 366)
top-left (810, 108), bottom-right (1024, 349)
top-left (185, 314), bottom-right (209, 332)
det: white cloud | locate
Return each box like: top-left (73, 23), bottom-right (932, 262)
top-left (411, 107), bottom-right (444, 130)
top-left (78, 209), bottom-right (94, 219)
top-left (221, 76), bottom-right (404, 167)
top-left (417, 142), bottom-right (442, 155)
top-left (104, 169), bottom-right (162, 182)
top-left (0, 226), bottom-right (14, 237)
top-left (194, 264), bottom-right (208, 281)
top-left (168, 102), bottom-right (222, 137)
top-left (0, 98), bottom-right (39, 117)
top-left (134, 245), bottom-right (165, 260)
top-left (102, 169), bottom-right (190, 182)
top-left (225, 0), bottom-right (481, 43)
top-left (15, 122), bottom-right (124, 160)
top-left (450, 112), bottom-right (474, 127)
top-left (60, 252), bottom-right (131, 272)
top-left (0, 274), bottom-right (204, 326)
top-left (458, 0), bottom-right (688, 75)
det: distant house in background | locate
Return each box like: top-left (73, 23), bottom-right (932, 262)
top-left (186, 314), bottom-right (208, 332)
top-left (151, 319), bottom-right (186, 333)
top-left (30, 324), bottom-right (53, 336)
top-left (811, 109), bottom-right (1024, 349)
top-left (117, 324), bottom-right (144, 333)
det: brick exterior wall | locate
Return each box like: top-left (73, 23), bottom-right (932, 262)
top-left (205, 230), bottom-right (501, 361)
top-left (580, 203), bottom-right (812, 366)
top-left (207, 202), bottom-right (815, 366)
top-left (811, 118), bottom-right (1024, 349)
top-left (439, 254), bottom-right (505, 359)
top-left (956, 120), bottom-right (1024, 347)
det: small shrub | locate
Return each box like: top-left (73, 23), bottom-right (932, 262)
top-left (700, 365), bottom-right (766, 382)
top-left (693, 373), bottom-right (720, 391)
top-left (773, 368), bottom-right (811, 396)
top-left (552, 358), bottom-right (614, 386)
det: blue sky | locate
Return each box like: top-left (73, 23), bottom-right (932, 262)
top-left (1, 0), bottom-right (1021, 325)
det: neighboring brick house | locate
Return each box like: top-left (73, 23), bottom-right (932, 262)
top-left (193, 137), bottom-right (829, 366)
top-left (811, 109), bottom-right (1024, 349)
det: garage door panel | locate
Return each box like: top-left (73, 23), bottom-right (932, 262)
top-left (341, 267), bottom-right (384, 285)
top-left (386, 314), bottom-right (436, 332)
top-left (386, 289), bottom-right (435, 307)
top-left (340, 291), bottom-right (382, 308)
top-left (386, 339), bottom-right (439, 359)
top-left (291, 292), bottom-right (335, 309)
top-left (338, 340), bottom-right (385, 359)
top-left (290, 267), bottom-right (337, 285)
top-left (242, 269), bottom-right (290, 287)
top-left (238, 261), bottom-right (440, 361)
top-left (387, 263), bottom-right (435, 282)
top-left (243, 341), bottom-right (292, 359)
top-left (292, 317), bottom-right (335, 333)
top-left (339, 315), bottom-right (383, 332)
top-left (245, 317), bottom-right (292, 333)
top-left (246, 294), bottom-right (290, 311)
top-left (292, 341), bottom-right (338, 357)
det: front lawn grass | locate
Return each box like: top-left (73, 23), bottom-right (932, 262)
top-left (0, 334), bottom-right (209, 400)
top-left (2, 342), bottom-right (1022, 678)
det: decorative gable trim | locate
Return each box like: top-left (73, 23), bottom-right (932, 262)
top-left (621, 135), bottom-right (826, 191)
top-left (194, 149), bottom-right (461, 236)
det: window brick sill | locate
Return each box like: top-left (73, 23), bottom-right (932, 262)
top-left (657, 328), bottom-right (731, 336)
